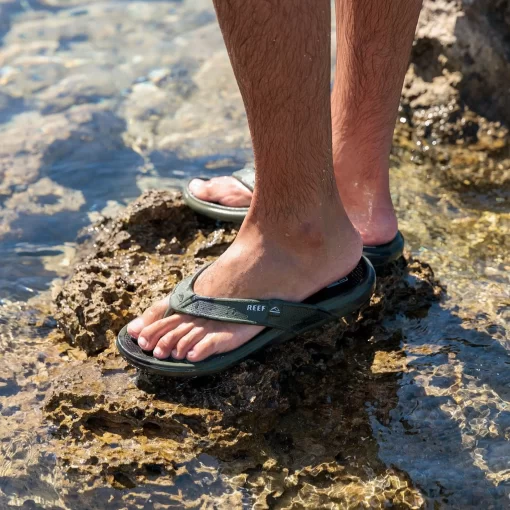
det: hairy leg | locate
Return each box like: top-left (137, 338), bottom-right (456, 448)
top-left (128, 0), bottom-right (361, 362)
top-left (222, 0), bottom-right (339, 225)
top-left (191, 0), bottom-right (421, 246)
top-left (332, 0), bottom-right (422, 244)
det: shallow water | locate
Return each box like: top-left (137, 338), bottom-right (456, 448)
top-left (0, 0), bottom-right (509, 508)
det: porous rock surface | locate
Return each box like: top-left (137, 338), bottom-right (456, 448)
top-left (48, 190), bottom-right (442, 507)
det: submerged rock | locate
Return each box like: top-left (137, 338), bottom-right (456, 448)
top-left (49, 190), bottom-right (442, 507)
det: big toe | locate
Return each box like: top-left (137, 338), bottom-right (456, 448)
top-left (188, 178), bottom-right (209, 200)
top-left (127, 297), bottom-right (169, 338)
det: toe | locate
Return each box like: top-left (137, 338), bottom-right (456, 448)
top-left (171, 325), bottom-right (207, 360)
top-left (186, 325), bottom-right (264, 362)
top-left (151, 321), bottom-right (195, 357)
top-left (186, 335), bottom-right (217, 362)
top-left (188, 178), bottom-right (208, 199)
top-left (137, 314), bottom-right (185, 350)
top-left (127, 296), bottom-right (170, 338)
top-left (153, 319), bottom-right (206, 359)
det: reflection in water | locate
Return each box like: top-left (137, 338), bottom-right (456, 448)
top-left (0, 0), bottom-right (508, 508)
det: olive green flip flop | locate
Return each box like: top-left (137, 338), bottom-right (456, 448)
top-left (116, 256), bottom-right (376, 377)
top-left (363, 230), bottom-right (404, 268)
top-left (183, 166), bottom-right (404, 267)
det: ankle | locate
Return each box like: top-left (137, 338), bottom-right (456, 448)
top-left (239, 205), bottom-right (363, 262)
top-left (331, 145), bottom-right (398, 245)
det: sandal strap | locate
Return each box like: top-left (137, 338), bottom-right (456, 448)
top-left (232, 165), bottom-right (255, 192)
top-left (165, 264), bottom-right (334, 332)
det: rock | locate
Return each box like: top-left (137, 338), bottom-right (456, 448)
top-left (0, 0), bottom-right (505, 505)
top-left (53, 190), bottom-right (236, 354)
top-left (48, 190), bottom-right (442, 506)
top-left (408, 0), bottom-right (510, 124)
top-left (395, 0), bottom-right (510, 197)
top-left (37, 73), bottom-right (120, 115)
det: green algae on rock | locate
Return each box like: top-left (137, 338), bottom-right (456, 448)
top-left (48, 190), bottom-right (442, 507)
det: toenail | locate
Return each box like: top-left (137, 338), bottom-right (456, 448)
top-left (138, 337), bottom-right (148, 349)
top-left (128, 317), bottom-right (144, 334)
top-left (187, 350), bottom-right (195, 359)
top-left (171, 348), bottom-right (178, 358)
top-left (153, 346), bottom-right (163, 358)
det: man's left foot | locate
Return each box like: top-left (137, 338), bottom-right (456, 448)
top-left (188, 166), bottom-right (398, 247)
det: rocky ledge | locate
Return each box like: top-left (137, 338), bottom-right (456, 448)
top-left (46, 191), bottom-right (442, 507)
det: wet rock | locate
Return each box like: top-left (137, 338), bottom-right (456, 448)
top-left (0, 0), bottom-right (220, 109)
top-left (4, 177), bottom-right (85, 216)
top-left (48, 190), bottom-right (441, 506)
top-left (0, 0), bottom-right (506, 506)
top-left (37, 73), bottom-right (119, 115)
top-left (152, 50), bottom-right (251, 162)
top-left (396, 0), bottom-right (510, 197)
top-left (0, 299), bottom-right (72, 509)
top-left (53, 190), bottom-right (236, 354)
top-left (409, 0), bottom-right (510, 125)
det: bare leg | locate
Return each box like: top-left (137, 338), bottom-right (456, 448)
top-left (332, 0), bottom-right (422, 244)
top-left (127, 0), bottom-right (361, 362)
top-left (190, 0), bottom-right (422, 246)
